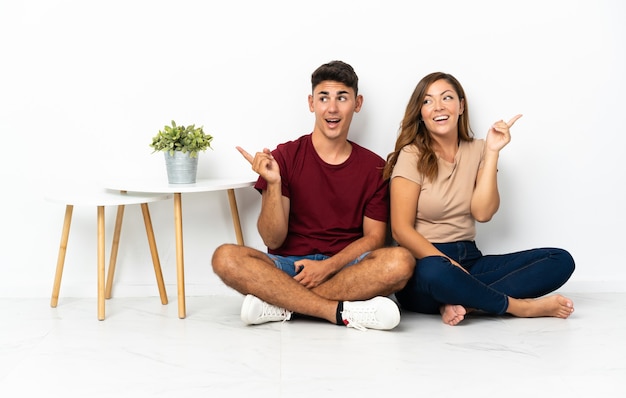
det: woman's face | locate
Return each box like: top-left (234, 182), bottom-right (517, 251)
top-left (420, 79), bottom-right (464, 138)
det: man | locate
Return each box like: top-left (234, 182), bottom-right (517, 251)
top-left (212, 61), bottom-right (415, 330)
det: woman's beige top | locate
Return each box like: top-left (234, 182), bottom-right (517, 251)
top-left (391, 139), bottom-right (485, 243)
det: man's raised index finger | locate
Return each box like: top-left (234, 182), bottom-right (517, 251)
top-left (236, 146), bottom-right (254, 164)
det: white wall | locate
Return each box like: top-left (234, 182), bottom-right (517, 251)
top-left (1, 0), bottom-right (624, 299)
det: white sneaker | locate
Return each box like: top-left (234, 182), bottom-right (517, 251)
top-left (240, 294), bottom-right (292, 325)
top-left (341, 296), bottom-right (400, 331)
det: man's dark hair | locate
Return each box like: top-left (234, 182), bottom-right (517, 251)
top-left (311, 60), bottom-right (359, 95)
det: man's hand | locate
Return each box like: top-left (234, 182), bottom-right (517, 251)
top-left (293, 258), bottom-right (335, 289)
top-left (236, 146), bottom-right (281, 184)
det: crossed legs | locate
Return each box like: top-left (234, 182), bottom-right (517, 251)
top-left (211, 244), bottom-right (415, 324)
top-left (397, 244), bottom-right (576, 326)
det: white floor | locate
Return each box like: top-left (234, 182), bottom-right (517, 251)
top-left (1, 291), bottom-right (624, 398)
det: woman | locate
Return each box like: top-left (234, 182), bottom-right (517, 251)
top-left (383, 72), bottom-right (575, 326)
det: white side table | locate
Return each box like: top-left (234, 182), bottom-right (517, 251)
top-left (106, 177), bottom-right (256, 319)
top-left (46, 187), bottom-right (172, 320)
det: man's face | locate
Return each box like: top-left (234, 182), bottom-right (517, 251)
top-left (308, 80), bottom-right (363, 141)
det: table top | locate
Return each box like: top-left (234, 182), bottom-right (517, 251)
top-left (45, 187), bottom-right (173, 207)
top-left (105, 177), bottom-right (257, 194)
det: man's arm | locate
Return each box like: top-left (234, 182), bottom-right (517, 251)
top-left (294, 216), bottom-right (387, 288)
top-left (236, 146), bottom-right (290, 249)
top-left (325, 216), bottom-right (386, 271)
top-left (258, 184), bottom-right (290, 249)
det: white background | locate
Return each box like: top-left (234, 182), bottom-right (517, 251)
top-left (1, 0), bottom-right (624, 298)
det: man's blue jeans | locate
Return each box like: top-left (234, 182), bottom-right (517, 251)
top-left (394, 241), bottom-right (575, 315)
top-left (266, 252), bottom-right (369, 277)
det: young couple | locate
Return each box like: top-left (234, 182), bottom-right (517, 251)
top-left (211, 61), bottom-right (575, 330)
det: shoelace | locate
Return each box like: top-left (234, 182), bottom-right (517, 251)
top-left (261, 302), bottom-right (292, 322)
top-left (341, 308), bottom-right (378, 331)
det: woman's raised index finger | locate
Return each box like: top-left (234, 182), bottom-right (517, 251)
top-left (507, 114), bottom-right (523, 127)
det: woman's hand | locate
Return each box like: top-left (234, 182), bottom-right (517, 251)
top-left (449, 258), bottom-right (469, 274)
top-left (485, 114), bottom-right (523, 152)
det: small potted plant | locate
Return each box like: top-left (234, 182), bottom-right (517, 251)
top-left (150, 120), bottom-right (214, 184)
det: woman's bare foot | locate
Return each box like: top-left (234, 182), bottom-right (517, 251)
top-left (507, 294), bottom-right (574, 319)
top-left (440, 304), bottom-right (467, 326)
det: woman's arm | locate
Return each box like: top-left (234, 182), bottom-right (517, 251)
top-left (470, 149), bottom-right (500, 222)
top-left (470, 114), bottom-right (522, 222)
top-left (390, 177), bottom-right (446, 259)
top-left (390, 176), bottom-right (467, 272)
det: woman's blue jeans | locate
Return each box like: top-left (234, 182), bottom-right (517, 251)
top-left (394, 241), bottom-right (575, 315)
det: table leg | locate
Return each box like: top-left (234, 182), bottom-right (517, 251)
top-left (50, 205), bottom-right (73, 308)
top-left (174, 192), bottom-right (186, 318)
top-left (227, 188), bottom-right (245, 246)
top-left (105, 205), bottom-right (125, 299)
top-left (141, 203), bottom-right (168, 305)
top-left (97, 205), bottom-right (106, 321)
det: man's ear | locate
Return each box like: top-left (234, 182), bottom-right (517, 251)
top-left (354, 94), bottom-right (363, 113)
